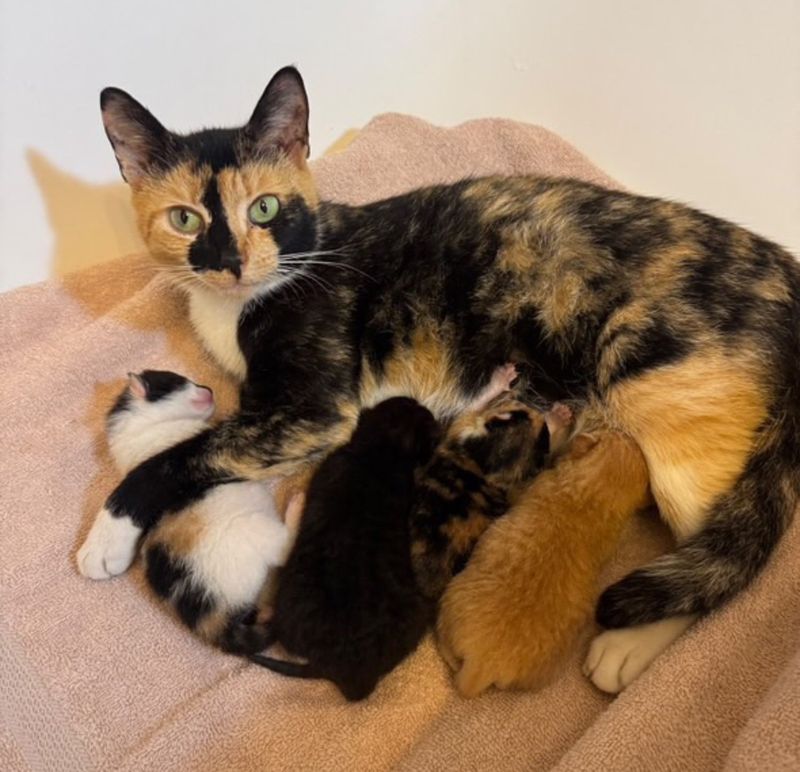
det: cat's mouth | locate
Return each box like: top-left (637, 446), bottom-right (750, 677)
top-left (190, 264), bottom-right (296, 301)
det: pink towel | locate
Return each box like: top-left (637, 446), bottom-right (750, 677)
top-left (1, 113), bottom-right (797, 771)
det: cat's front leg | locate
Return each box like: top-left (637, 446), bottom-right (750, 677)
top-left (78, 430), bottom-right (221, 579)
top-left (77, 410), bottom-right (353, 580)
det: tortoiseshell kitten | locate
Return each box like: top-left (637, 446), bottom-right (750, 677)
top-left (79, 66), bottom-right (800, 694)
top-left (411, 399), bottom-right (573, 600)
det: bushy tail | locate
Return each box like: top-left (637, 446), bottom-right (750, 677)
top-left (597, 424), bottom-right (800, 629)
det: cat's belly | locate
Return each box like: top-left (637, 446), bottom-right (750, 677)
top-left (187, 286), bottom-right (247, 380)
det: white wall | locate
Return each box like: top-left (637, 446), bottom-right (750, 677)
top-left (1, 0), bottom-right (798, 292)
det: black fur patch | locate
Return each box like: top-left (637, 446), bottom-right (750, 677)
top-left (139, 370), bottom-right (191, 402)
top-left (145, 544), bottom-right (185, 599)
top-left (107, 430), bottom-right (224, 530)
top-left (606, 315), bottom-right (692, 384)
top-left (189, 177), bottom-right (240, 277)
top-left (268, 196), bottom-right (317, 257)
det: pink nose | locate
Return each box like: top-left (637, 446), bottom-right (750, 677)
top-left (192, 387), bottom-right (214, 409)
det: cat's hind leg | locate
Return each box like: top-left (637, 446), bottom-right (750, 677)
top-left (586, 351), bottom-right (798, 691)
top-left (584, 615), bottom-right (697, 693)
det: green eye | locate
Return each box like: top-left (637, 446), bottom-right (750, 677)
top-left (168, 207), bottom-right (203, 234)
top-left (248, 195), bottom-right (280, 225)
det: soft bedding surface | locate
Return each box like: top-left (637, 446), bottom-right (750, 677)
top-left (1, 113), bottom-right (798, 771)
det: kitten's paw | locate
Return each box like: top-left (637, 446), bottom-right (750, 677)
top-left (583, 616), bottom-right (696, 694)
top-left (76, 507), bottom-right (141, 580)
top-left (493, 362), bottom-right (518, 392)
top-left (284, 492), bottom-right (305, 535)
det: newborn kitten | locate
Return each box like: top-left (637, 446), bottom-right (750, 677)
top-left (437, 429), bottom-right (651, 697)
top-left (250, 397), bottom-right (440, 701)
top-left (411, 399), bottom-right (574, 600)
top-left (101, 371), bottom-right (296, 653)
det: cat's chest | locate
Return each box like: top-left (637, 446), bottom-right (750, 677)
top-left (187, 287), bottom-right (248, 380)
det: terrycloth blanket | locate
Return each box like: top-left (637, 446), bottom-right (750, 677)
top-left (1, 114), bottom-right (798, 772)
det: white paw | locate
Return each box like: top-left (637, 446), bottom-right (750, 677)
top-left (583, 615), bottom-right (696, 694)
top-left (76, 508), bottom-right (142, 580)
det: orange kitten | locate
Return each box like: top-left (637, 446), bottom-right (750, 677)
top-left (437, 430), bottom-right (651, 697)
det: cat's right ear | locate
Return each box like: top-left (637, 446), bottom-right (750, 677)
top-left (100, 88), bottom-right (172, 184)
top-left (127, 372), bottom-right (148, 399)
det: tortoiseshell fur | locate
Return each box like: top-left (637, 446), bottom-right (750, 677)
top-left (81, 67), bottom-right (800, 691)
top-left (411, 399), bottom-right (561, 600)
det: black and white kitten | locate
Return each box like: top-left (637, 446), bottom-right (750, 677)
top-left (84, 370), bottom-right (296, 652)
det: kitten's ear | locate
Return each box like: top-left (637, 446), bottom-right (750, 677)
top-left (244, 66), bottom-right (310, 164)
top-left (127, 372), bottom-right (148, 399)
top-left (100, 88), bottom-right (172, 184)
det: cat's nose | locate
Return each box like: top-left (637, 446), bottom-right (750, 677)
top-left (220, 250), bottom-right (242, 280)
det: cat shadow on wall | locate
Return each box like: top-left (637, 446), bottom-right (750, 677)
top-left (29, 147), bottom-right (176, 315)
top-left (28, 148), bottom-right (145, 278)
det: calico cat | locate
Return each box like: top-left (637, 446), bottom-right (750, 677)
top-left (79, 66), bottom-right (800, 693)
top-left (85, 370), bottom-right (299, 653)
top-left (250, 397), bottom-right (439, 701)
top-left (411, 399), bottom-right (573, 600)
top-left (437, 429), bottom-right (651, 697)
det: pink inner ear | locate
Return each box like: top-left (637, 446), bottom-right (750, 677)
top-left (128, 373), bottom-right (147, 399)
top-left (495, 412), bottom-right (512, 421)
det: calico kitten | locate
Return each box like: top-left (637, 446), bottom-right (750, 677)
top-left (411, 399), bottom-right (573, 600)
top-left (437, 429), bottom-right (651, 697)
top-left (90, 371), bottom-right (297, 653)
top-left (83, 66), bottom-right (800, 693)
top-left (250, 397), bottom-right (439, 702)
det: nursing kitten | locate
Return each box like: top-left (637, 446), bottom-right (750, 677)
top-left (437, 430), bottom-right (651, 697)
top-left (84, 66), bottom-right (800, 693)
top-left (95, 371), bottom-right (296, 653)
top-left (250, 397), bottom-right (439, 702)
top-left (411, 399), bottom-right (573, 600)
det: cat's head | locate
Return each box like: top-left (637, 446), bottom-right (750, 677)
top-left (108, 370), bottom-right (215, 435)
top-left (448, 399), bottom-right (553, 485)
top-left (101, 66), bottom-right (318, 301)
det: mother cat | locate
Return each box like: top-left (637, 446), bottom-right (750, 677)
top-left (78, 67), bottom-right (800, 693)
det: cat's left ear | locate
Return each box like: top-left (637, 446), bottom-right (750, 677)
top-left (244, 66), bottom-right (310, 164)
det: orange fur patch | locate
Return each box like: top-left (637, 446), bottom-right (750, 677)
top-left (437, 431), bottom-right (650, 697)
top-left (605, 350), bottom-right (768, 539)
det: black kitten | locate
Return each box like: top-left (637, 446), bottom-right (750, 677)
top-left (250, 397), bottom-right (440, 701)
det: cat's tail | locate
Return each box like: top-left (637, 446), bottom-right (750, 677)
top-left (248, 654), bottom-right (322, 679)
top-left (596, 418), bottom-right (800, 628)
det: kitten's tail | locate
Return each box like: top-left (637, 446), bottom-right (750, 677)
top-left (248, 654), bottom-right (322, 680)
top-left (217, 611), bottom-right (277, 655)
top-left (596, 417), bottom-right (800, 627)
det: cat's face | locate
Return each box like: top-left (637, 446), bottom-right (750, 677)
top-left (101, 67), bottom-right (318, 301)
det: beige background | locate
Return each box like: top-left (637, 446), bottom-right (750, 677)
top-left (1, 0), bottom-right (798, 292)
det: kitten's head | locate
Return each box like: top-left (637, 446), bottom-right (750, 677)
top-left (101, 67), bottom-right (317, 301)
top-left (108, 370), bottom-right (215, 440)
top-left (448, 399), bottom-right (552, 485)
top-left (353, 397), bottom-right (441, 464)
